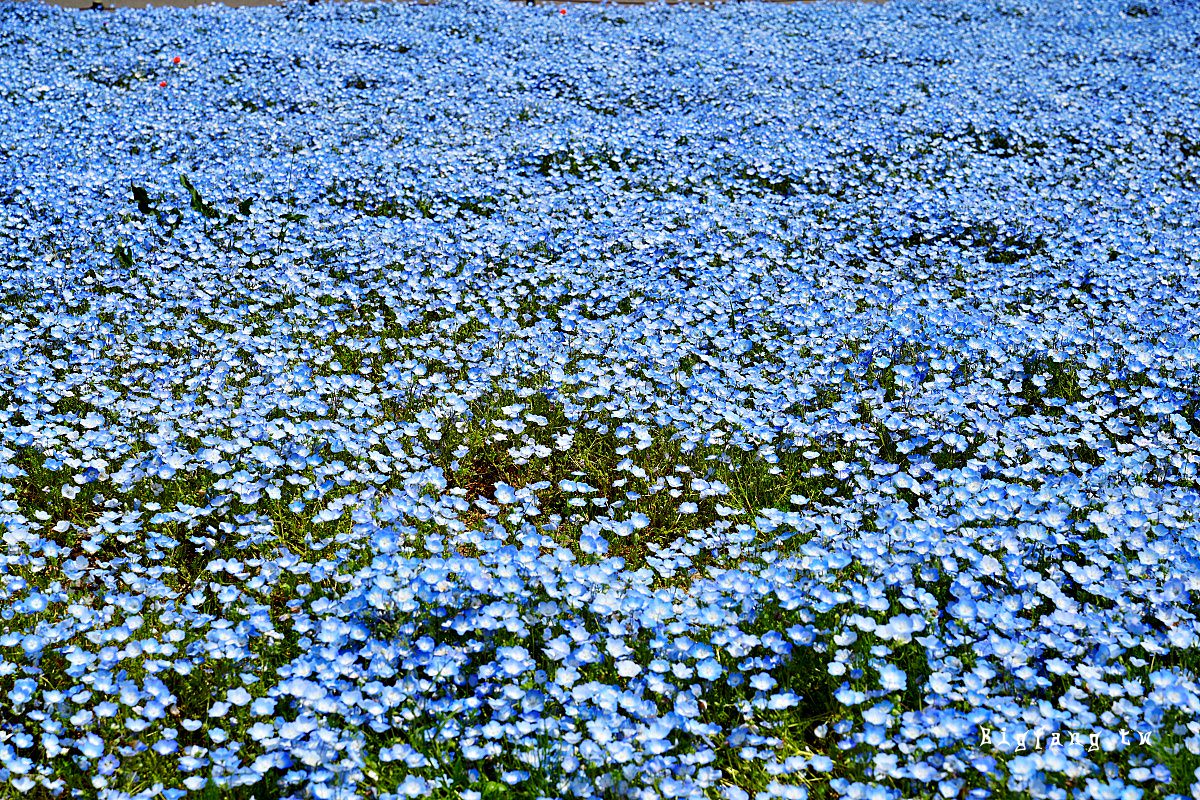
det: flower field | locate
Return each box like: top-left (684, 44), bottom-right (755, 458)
top-left (2, 0), bottom-right (1200, 797)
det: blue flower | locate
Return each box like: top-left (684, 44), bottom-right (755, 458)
top-left (696, 659), bottom-right (723, 681)
top-left (878, 665), bottom-right (907, 693)
top-left (77, 733), bottom-right (105, 759)
top-left (4, 1), bottom-right (1200, 797)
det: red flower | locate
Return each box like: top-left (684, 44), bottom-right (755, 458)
top-left (559, 7), bottom-right (566, 13)
top-left (159, 81), bottom-right (167, 88)
top-left (173, 56), bottom-right (181, 65)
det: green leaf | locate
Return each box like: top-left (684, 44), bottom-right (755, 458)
top-left (113, 242), bottom-right (134, 269)
top-left (179, 174), bottom-right (220, 219)
top-left (130, 182), bottom-right (154, 215)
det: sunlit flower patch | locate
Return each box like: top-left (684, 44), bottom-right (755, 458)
top-left (2, 0), bottom-right (1200, 797)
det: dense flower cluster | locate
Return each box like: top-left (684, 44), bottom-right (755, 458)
top-left (2, 0), bottom-right (1200, 797)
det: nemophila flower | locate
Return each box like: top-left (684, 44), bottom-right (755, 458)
top-left (878, 664), bottom-right (907, 693)
top-left (616, 660), bottom-right (641, 678)
top-left (750, 673), bottom-right (776, 692)
top-left (396, 775), bottom-right (430, 796)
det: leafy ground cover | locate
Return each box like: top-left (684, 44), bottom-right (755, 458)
top-left (2, 0), bottom-right (1200, 798)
